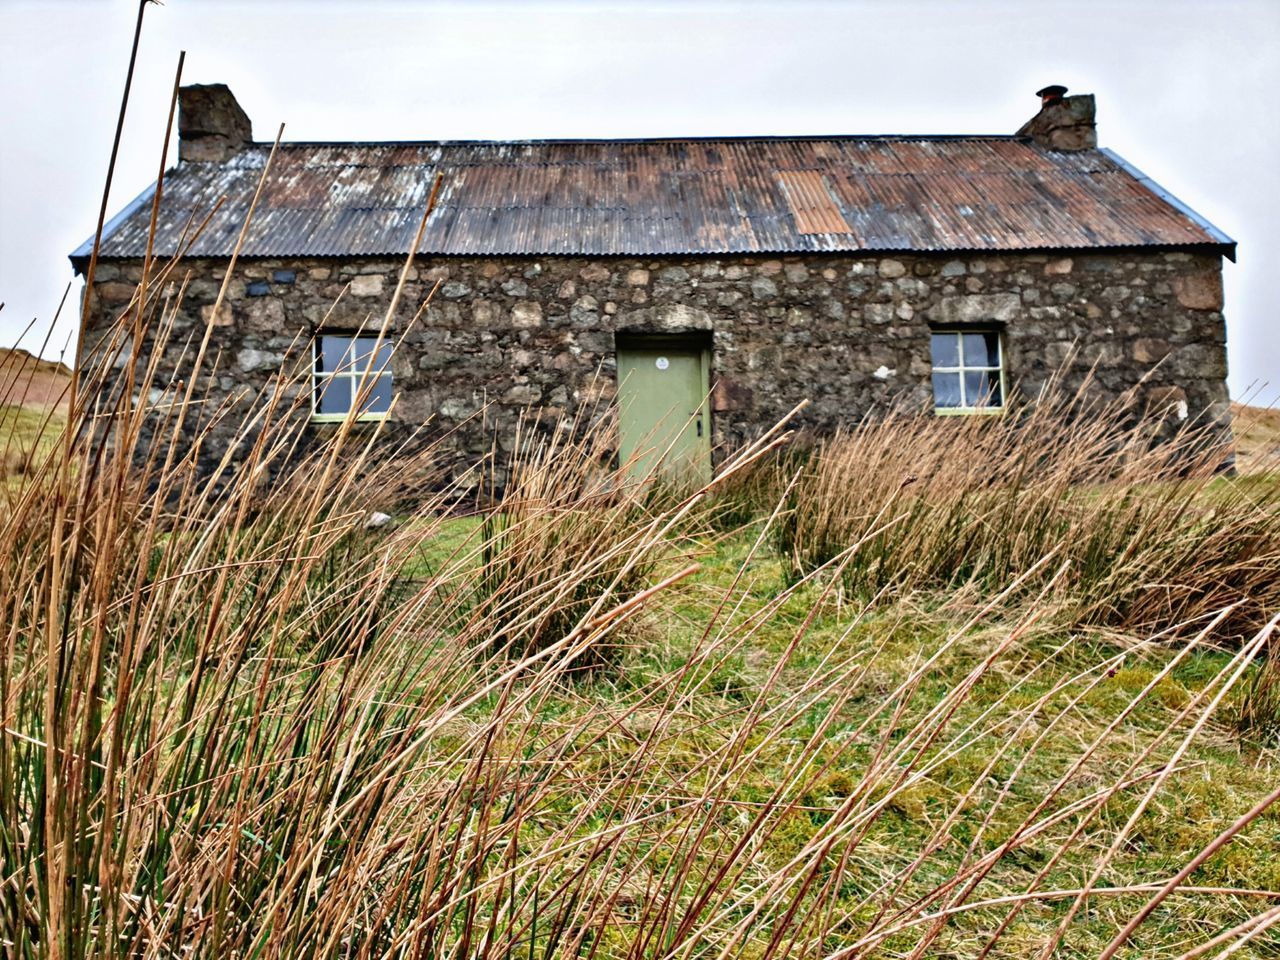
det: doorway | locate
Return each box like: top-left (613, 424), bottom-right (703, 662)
top-left (615, 335), bottom-right (711, 484)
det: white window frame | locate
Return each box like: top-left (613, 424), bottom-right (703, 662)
top-left (311, 334), bottom-right (394, 423)
top-left (930, 328), bottom-right (1006, 416)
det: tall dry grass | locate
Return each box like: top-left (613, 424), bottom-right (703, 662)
top-left (768, 378), bottom-right (1280, 643)
top-left (3, 283), bottom-right (1276, 956)
top-left (2, 19), bottom-right (1278, 956)
top-left (2, 257), bottom-right (1277, 956)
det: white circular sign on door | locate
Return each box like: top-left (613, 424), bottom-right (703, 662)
top-left (655, 356), bottom-right (669, 370)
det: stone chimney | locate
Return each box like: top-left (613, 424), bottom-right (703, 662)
top-left (1016, 84), bottom-right (1097, 152)
top-left (178, 84), bottom-right (253, 163)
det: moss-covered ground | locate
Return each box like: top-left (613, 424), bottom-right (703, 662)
top-left (406, 513), bottom-right (1280, 957)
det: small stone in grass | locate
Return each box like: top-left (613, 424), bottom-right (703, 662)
top-left (365, 511), bottom-right (392, 529)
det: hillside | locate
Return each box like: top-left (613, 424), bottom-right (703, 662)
top-left (0, 348), bottom-right (71, 481)
top-left (0, 346), bottom-right (72, 412)
top-left (1233, 401), bottom-right (1280, 473)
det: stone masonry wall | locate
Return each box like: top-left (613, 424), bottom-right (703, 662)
top-left (82, 248), bottom-right (1230, 487)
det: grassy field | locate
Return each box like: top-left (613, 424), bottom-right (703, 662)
top-left (1233, 402), bottom-right (1280, 474)
top-left (1, 347), bottom-right (71, 485)
top-left (2, 325), bottom-right (1278, 958)
top-left (571, 526), bottom-right (1280, 957)
top-left (1, 403), bottom-right (65, 485)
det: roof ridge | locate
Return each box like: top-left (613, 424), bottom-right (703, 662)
top-left (250, 133), bottom-right (1029, 148)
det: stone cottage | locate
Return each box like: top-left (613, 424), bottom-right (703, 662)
top-left (72, 83), bottom-right (1235, 484)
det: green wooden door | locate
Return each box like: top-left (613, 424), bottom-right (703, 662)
top-left (616, 344), bottom-right (711, 484)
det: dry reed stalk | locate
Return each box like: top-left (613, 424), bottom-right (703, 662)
top-left (764, 373), bottom-right (1279, 643)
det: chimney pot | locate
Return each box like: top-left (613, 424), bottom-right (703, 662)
top-left (178, 84), bottom-right (252, 163)
top-left (1017, 87), bottom-right (1097, 152)
top-left (1035, 83), bottom-right (1069, 105)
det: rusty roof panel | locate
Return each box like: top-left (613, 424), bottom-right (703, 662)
top-left (72, 136), bottom-right (1234, 263)
top-left (777, 171), bottom-right (852, 235)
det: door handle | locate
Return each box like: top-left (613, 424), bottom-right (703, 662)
top-left (696, 416), bottom-right (703, 438)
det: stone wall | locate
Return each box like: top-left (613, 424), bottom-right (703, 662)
top-left (82, 248), bottom-right (1231, 486)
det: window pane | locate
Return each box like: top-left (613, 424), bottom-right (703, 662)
top-left (964, 370), bottom-right (1002, 408)
top-left (356, 374), bottom-right (393, 415)
top-left (319, 336), bottom-right (394, 375)
top-left (319, 336), bottom-right (352, 374)
top-left (316, 375), bottom-right (352, 415)
top-left (962, 331), bottom-right (1000, 368)
top-left (930, 332), bottom-right (959, 368)
top-left (346, 337), bottom-right (382, 372)
top-left (933, 371), bottom-right (962, 408)
top-left (373, 340), bottom-right (394, 373)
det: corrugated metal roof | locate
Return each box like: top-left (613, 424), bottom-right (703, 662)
top-left (71, 135), bottom-right (1235, 264)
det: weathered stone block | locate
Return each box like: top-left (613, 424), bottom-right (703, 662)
top-left (784, 263), bottom-right (809, 283)
top-left (616, 303), bottom-right (712, 332)
top-left (439, 396), bottom-right (478, 420)
top-left (471, 300), bottom-right (500, 326)
top-left (97, 281), bottom-right (136, 304)
top-left (511, 301), bottom-right (543, 328)
top-left (349, 274), bottom-right (385, 297)
top-left (242, 296), bottom-right (285, 334)
top-left (865, 303), bottom-right (896, 325)
top-left (1172, 272), bottom-right (1223, 310)
top-left (200, 302), bottom-right (235, 327)
top-left (711, 379), bottom-right (752, 412)
top-left (927, 293), bottom-right (1020, 324)
top-left (503, 383), bottom-right (543, 404)
top-left (236, 347), bottom-right (283, 372)
top-left (1146, 384), bottom-right (1188, 416)
top-left (1133, 338), bottom-right (1170, 364)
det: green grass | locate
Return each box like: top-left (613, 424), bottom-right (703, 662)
top-left (0, 403), bottom-right (65, 486)
top-left (385, 514), bottom-right (1280, 957)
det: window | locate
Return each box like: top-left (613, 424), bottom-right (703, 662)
top-left (313, 335), bottom-right (394, 420)
top-left (930, 329), bottom-right (1004, 413)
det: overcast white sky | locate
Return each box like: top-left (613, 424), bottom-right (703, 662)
top-left (1, 0), bottom-right (1276, 400)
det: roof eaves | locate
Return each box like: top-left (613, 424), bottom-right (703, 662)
top-left (1100, 147), bottom-right (1237, 261)
top-left (69, 179), bottom-right (158, 271)
top-left (80, 241), bottom-right (1235, 261)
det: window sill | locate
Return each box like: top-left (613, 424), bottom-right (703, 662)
top-left (310, 413), bottom-right (392, 424)
top-left (934, 407), bottom-right (1005, 417)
